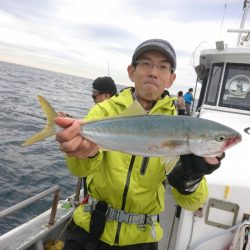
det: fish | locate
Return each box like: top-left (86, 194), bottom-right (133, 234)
top-left (22, 95), bottom-right (242, 157)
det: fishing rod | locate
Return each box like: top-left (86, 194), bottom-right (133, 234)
top-left (3, 108), bottom-right (46, 120)
top-left (3, 108), bottom-right (75, 120)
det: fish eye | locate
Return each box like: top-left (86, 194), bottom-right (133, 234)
top-left (216, 135), bottom-right (226, 142)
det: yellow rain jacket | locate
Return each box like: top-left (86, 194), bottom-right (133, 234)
top-left (66, 87), bottom-right (208, 246)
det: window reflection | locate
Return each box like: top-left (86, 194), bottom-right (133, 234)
top-left (205, 63), bottom-right (223, 105)
top-left (220, 63), bottom-right (250, 111)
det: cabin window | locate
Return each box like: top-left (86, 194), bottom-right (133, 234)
top-left (205, 63), bottom-right (224, 106)
top-left (219, 63), bottom-right (250, 111)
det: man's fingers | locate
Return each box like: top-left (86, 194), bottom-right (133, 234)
top-left (56, 119), bottom-right (82, 143)
top-left (55, 117), bottom-right (98, 159)
top-left (55, 117), bottom-right (75, 128)
top-left (59, 135), bottom-right (83, 152)
top-left (73, 142), bottom-right (99, 159)
top-left (64, 140), bottom-right (99, 159)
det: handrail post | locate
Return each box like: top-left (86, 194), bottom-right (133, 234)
top-left (48, 189), bottom-right (60, 226)
top-left (74, 178), bottom-right (82, 207)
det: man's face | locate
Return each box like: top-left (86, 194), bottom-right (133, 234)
top-left (92, 92), bottom-right (111, 103)
top-left (127, 51), bottom-right (176, 104)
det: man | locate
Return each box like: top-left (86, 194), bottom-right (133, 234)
top-left (59, 76), bottom-right (117, 117)
top-left (92, 76), bottom-right (117, 103)
top-left (176, 90), bottom-right (186, 115)
top-left (55, 39), bottom-right (224, 250)
top-left (183, 87), bottom-right (194, 116)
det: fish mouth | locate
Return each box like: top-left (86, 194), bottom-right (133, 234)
top-left (223, 134), bottom-right (242, 150)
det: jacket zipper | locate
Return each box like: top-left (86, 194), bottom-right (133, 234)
top-left (114, 155), bottom-right (135, 244)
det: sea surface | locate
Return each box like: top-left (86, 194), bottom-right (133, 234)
top-left (0, 61), bottom-right (123, 235)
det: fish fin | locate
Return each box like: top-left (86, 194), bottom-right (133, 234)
top-left (21, 126), bottom-right (56, 146)
top-left (38, 95), bottom-right (58, 121)
top-left (85, 100), bottom-right (146, 124)
top-left (160, 156), bottom-right (180, 174)
top-left (116, 100), bottom-right (146, 117)
top-left (22, 95), bottom-right (58, 146)
top-left (99, 147), bottom-right (110, 152)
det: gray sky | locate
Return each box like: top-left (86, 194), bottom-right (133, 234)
top-left (0, 0), bottom-right (247, 93)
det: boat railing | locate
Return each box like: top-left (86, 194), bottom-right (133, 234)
top-left (0, 185), bottom-right (60, 226)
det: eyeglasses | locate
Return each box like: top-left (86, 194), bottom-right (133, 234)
top-left (135, 60), bottom-right (173, 73)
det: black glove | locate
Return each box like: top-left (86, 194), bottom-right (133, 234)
top-left (167, 153), bottom-right (224, 195)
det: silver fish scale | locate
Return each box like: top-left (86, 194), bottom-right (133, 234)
top-left (80, 115), bottom-right (241, 157)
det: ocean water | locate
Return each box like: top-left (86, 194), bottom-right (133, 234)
top-left (0, 61), bottom-right (122, 235)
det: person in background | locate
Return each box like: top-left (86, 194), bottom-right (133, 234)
top-left (176, 90), bottom-right (186, 115)
top-left (55, 39), bottom-right (224, 250)
top-left (92, 76), bottom-right (117, 103)
top-left (183, 87), bottom-right (194, 116)
top-left (58, 76), bottom-right (117, 117)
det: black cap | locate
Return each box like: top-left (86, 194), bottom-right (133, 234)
top-left (92, 76), bottom-right (117, 96)
top-left (131, 39), bottom-right (176, 71)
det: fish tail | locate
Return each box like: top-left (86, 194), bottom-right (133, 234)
top-left (21, 95), bottom-right (58, 146)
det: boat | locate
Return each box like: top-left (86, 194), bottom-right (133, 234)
top-left (170, 0), bottom-right (250, 249)
top-left (1, 1), bottom-right (250, 250)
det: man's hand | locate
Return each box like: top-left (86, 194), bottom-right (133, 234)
top-left (57, 112), bottom-right (74, 118)
top-left (203, 152), bottom-right (225, 165)
top-left (55, 117), bottom-right (99, 159)
top-left (167, 153), bottom-right (224, 194)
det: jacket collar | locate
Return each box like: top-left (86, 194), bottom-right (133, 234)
top-left (111, 87), bottom-right (176, 114)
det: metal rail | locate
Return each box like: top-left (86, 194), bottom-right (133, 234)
top-left (74, 178), bottom-right (82, 207)
top-left (0, 185), bottom-right (60, 226)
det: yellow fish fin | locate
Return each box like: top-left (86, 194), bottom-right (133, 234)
top-left (22, 95), bottom-right (58, 146)
top-left (87, 100), bottom-right (147, 123)
top-left (117, 100), bottom-right (146, 117)
top-left (161, 155), bottom-right (180, 175)
top-left (99, 147), bottom-right (110, 152)
top-left (38, 95), bottom-right (58, 122)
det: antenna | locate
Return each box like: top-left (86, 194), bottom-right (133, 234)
top-left (107, 60), bottom-right (110, 76)
top-left (218, 0), bottom-right (228, 40)
top-left (237, 0), bottom-right (250, 45)
top-left (228, 0), bottom-right (250, 46)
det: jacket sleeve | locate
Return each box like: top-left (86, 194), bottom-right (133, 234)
top-left (171, 177), bottom-right (208, 211)
top-left (66, 152), bottom-right (103, 177)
